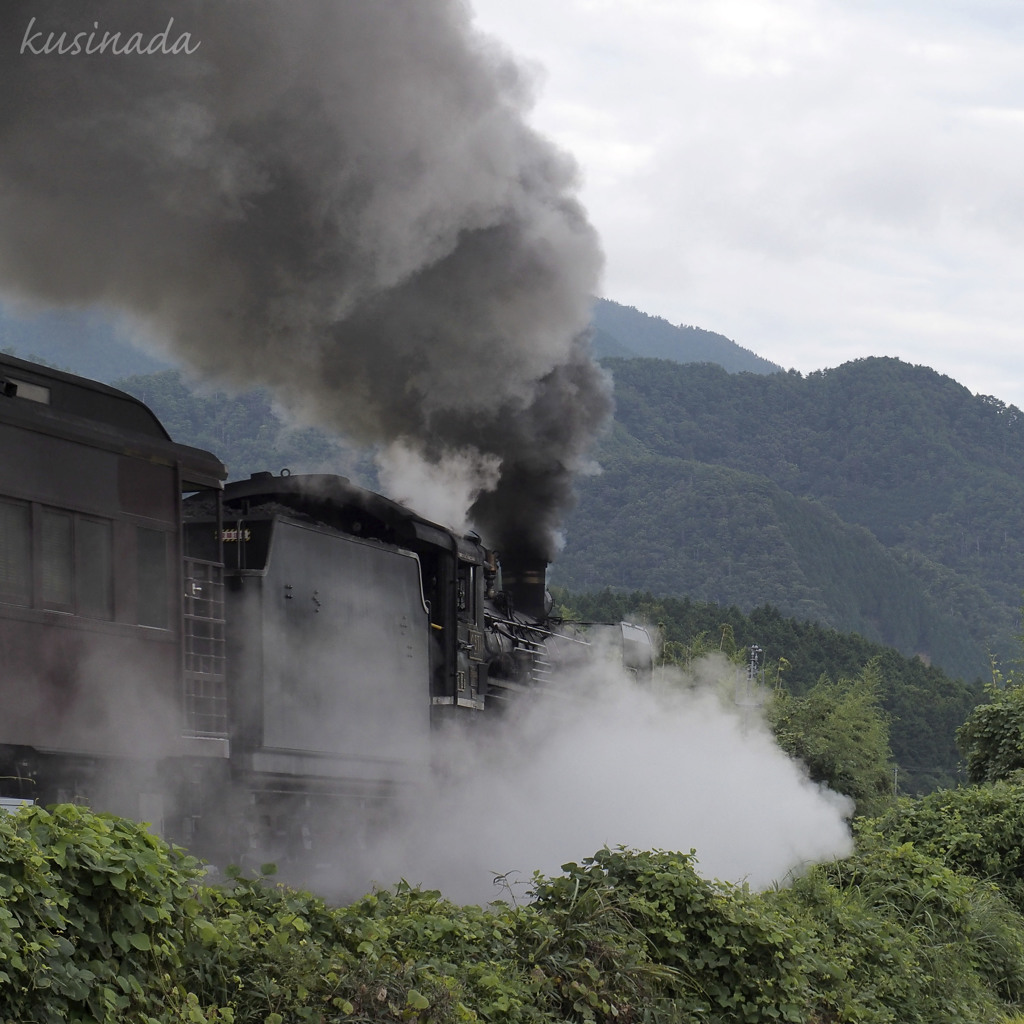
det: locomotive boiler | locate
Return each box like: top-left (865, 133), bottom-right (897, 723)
top-left (0, 353), bottom-right (651, 867)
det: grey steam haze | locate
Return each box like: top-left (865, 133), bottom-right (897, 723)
top-left (0, 0), bottom-right (609, 558)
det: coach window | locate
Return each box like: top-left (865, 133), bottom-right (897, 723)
top-left (137, 527), bottom-right (169, 629)
top-left (0, 498), bottom-right (31, 606)
top-left (77, 518), bottom-right (113, 620)
top-left (40, 510), bottom-right (73, 609)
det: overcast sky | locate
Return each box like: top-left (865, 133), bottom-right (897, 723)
top-left (471, 0), bottom-right (1024, 408)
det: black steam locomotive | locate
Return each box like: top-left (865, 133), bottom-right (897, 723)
top-left (0, 353), bottom-right (650, 865)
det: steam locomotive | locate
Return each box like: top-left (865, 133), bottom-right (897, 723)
top-left (0, 353), bottom-right (651, 866)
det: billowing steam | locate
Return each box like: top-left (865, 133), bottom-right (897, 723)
top-left (0, 0), bottom-right (609, 557)
top-left (377, 439), bottom-right (503, 534)
top-left (341, 654), bottom-right (854, 905)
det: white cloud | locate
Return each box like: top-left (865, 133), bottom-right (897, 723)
top-left (471, 0), bottom-right (1024, 407)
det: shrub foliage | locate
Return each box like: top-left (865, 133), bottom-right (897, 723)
top-left (4, 799), bottom-right (1024, 1023)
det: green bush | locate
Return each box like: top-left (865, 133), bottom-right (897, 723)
top-left (5, 804), bottom-right (1024, 1024)
top-left (0, 803), bottom-right (202, 1023)
top-left (533, 848), bottom-right (813, 1022)
top-left (777, 833), bottom-right (1024, 1023)
top-left (766, 661), bottom-right (895, 818)
top-left (957, 683), bottom-right (1024, 784)
top-left (871, 776), bottom-right (1024, 912)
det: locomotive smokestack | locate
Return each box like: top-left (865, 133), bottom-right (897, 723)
top-left (500, 554), bottom-right (550, 622)
top-left (0, 0), bottom-right (611, 554)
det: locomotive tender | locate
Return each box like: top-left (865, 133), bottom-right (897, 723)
top-left (0, 354), bottom-right (650, 865)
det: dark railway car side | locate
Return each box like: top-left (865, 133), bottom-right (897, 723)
top-left (0, 354), bottom-right (226, 832)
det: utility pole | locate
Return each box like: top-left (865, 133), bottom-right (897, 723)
top-left (736, 644), bottom-right (765, 708)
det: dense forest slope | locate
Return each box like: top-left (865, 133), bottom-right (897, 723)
top-left (553, 357), bottom-right (1024, 680)
top-left (554, 453), bottom-right (984, 677)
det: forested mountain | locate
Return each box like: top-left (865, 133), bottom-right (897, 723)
top-left (553, 453), bottom-right (984, 677)
top-left (591, 298), bottom-right (782, 373)
top-left (553, 356), bottom-right (1024, 681)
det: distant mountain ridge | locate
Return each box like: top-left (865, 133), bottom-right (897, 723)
top-left (591, 298), bottom-right (783, 374)
top-left (0, 297), bottom-right (780, 384)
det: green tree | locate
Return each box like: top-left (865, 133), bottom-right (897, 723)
top-left (767, 660), bottom-right (895, 817)
top-left (956, 681), bottom-right (1024, 783)
top-left (955, 620), bottom-right (1024, 784)
top-left (558, 586), bottom-right (977, 791)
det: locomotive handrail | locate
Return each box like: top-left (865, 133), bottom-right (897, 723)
top-left (486, 615), bottom-right (592, 647)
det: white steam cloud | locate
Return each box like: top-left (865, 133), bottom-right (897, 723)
top-left (347, 654), bottom-right (853, 905)
top-left (376, 440), bottom-right (503, 535)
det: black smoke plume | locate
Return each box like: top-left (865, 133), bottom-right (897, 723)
top-left (0, 0), bottom-right (610, 559)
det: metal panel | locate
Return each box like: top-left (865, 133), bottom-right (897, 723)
top-left (0, 422), bottom-right (118, 513)
top-left (254, 519), bottom-right (431, 769)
